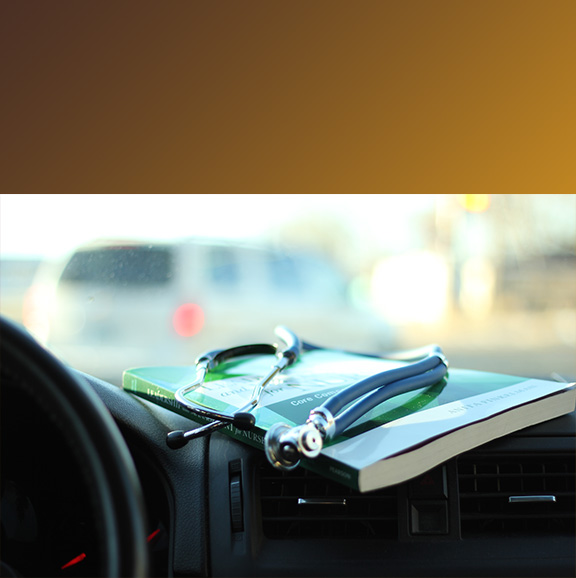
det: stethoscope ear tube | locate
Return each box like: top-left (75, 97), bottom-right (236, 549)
top-left (329, 359), bottom-right (447, 435)
top-left (165, 326), bottom-right (302, 449)
top-left (322, 351), bottom-right (446, 416)
top-left (166, 411), bottom-right (256, 449)
top-left (198, 343), bottom-right (277, 369)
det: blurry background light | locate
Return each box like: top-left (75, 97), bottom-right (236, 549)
top-left (172, 303), bottom-right (205, 337)
top-left (370, 252), bottom-right (450, 325)
top-left (456, 194), bottom-right (491, 213)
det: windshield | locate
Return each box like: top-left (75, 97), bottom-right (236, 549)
top-left (1, 194), bottom-right (574, 385)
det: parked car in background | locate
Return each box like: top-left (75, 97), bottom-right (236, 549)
top-left (24, 237), bottom-right (394, 383)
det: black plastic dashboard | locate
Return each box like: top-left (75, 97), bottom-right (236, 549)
top-left (84, 372), bottom-right (575, 578)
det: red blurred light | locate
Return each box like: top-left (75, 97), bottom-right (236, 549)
top-left (173, 303), bottom-right (205, 337)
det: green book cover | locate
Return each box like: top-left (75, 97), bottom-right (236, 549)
top-left (122, 349), bottom-right (575, 492)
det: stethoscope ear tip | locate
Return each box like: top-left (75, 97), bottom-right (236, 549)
top-left (166, 430), bottom-right (189, 449)
top-left (233, 412), bottom-right (256, 430)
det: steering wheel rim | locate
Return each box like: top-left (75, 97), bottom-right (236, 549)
top-left (0, 317), bottom-right (149, 577)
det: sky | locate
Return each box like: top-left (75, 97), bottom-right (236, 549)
top-left (0, 193), bottom-right (436, 258)
top-left (1, 1), bottom-right (575, 196)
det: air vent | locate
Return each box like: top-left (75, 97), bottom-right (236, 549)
top-left (259, 463), bottom-right (398, 539)
top-left (458, 453), bottom-right (575, 536)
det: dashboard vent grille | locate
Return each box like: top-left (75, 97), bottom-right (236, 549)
top-left (259, 463), bottom-right (398, 539)
top-left (458, 453), bottom-right (575, 536)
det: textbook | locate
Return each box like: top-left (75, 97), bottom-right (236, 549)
top-left (123, 349), bottom-right (576, 492)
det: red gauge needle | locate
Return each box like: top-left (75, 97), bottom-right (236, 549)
top-left (60, 528), bottom-right (161, 570)
top-left (61, 552), bottom-right (86, 570)
top-left (147, 528), bottom-right (161, 542)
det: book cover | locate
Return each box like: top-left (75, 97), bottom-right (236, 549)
top-left (122, 349), bottom-right (576, 492)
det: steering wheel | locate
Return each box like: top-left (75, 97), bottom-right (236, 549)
top-left (0, 317), bottom-right (149, 577)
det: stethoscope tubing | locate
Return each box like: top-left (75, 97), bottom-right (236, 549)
top-left (324, 350), bottom-right (444, 415)
top-left (327, 357), bottom-right (447, 436)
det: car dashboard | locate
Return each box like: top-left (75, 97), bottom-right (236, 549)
top-left (90, 372), bottom-right (576, 577)
top-left (1, 341), bottom-right (574, 578)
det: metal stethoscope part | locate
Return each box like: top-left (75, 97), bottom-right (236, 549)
top-left (264, 346), bottom-right (448, 471)
top-left (166, 326), bottom-right (302, 449)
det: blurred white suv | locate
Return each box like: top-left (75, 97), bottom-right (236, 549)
top-left (25, 238), bottom-right (393, 383)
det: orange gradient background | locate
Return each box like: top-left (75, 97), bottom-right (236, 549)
top-left (1, 1), bottom-right (575, 194)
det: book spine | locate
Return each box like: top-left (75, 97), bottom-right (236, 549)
top-left (123, 374), bottom-right (186, 414)
top-left (124, 373), bottom-right (268, 449)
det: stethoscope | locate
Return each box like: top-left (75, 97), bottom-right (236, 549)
top-left (166, 326), bottom-right (448, 472)
top-left (166, 326), bottom-right (303, 449)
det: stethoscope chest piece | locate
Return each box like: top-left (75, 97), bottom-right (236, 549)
top-left (264, 421), bottom-right (324, 471)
